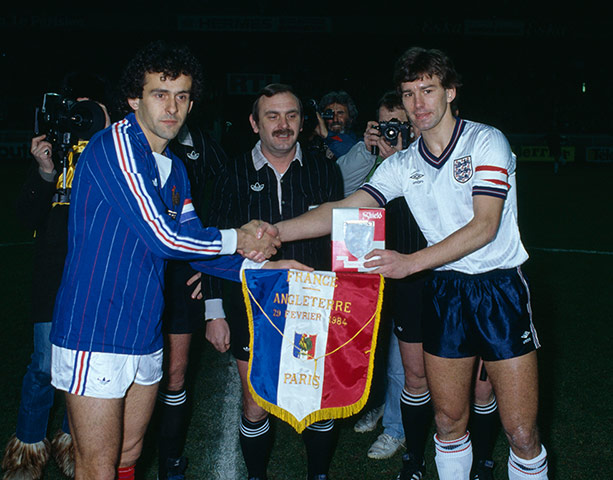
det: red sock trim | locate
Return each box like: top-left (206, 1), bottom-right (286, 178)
top-left (117, 465), bottom-right (135, 480)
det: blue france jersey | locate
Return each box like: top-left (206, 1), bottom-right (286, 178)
top-left (51, 113), bottom-right (244, 354)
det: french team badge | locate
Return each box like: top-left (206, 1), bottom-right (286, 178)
top-left (453, 155), bottom-right (473, 183)
top-left (242, 269), bottom-right (384, 433)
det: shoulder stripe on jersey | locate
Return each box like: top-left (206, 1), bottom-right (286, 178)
top-left (483, 178), bottom-right (511, 189)
top-left (418, 118), bottom-right (466, 169)
top-left (360, 184), bottom-right (387, 207)
top-left (111, 122), bottom-right (222, 254)
top-left (475, 165), bottom-right (508, 175)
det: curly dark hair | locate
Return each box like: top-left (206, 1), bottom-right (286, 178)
top-left (393, 47), bottom-right (462, 91)
top-left (117, 40), bottom-right (203, 115)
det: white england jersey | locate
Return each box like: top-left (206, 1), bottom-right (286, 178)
top-left (362, 119), bottom-right (528, 274)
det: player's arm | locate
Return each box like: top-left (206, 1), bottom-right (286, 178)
top-left (365, 194), bottom-right (504, 278)
top-left (276, 189), bottom-right (379, 242)
top-left (90, 129), bottom-right (277, 262)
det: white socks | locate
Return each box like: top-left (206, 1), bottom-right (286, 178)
top-left (434, 432), bottom-right (472, 480)
top-left (508, 445), bottom-right (548, 479)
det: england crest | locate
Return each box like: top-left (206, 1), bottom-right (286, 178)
top-left (453, 155), bottom-right (473, 183)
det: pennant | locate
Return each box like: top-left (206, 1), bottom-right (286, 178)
top-left (242, 269), bottom-right (384, 433)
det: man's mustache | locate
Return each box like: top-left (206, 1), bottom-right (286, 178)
top-left (273, 129), bottom-right (295, 137)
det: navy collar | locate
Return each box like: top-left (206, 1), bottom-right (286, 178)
top-left (418, 118), bottom-right (465, 169)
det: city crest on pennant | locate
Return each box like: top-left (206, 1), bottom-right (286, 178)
top-left (293, 333), bottom-right (317, 360)
top-left (453, 155), bottom-right (473, 183)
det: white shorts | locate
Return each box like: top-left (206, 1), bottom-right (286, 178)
top-left (51, 346), bottom-right (163, 399)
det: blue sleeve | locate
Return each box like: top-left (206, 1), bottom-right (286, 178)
top-left (81, 121), bottom-right (235, 262)
top-left (190, 254), bottom-right (244, 283)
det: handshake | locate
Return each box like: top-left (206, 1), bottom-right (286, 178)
top-left (235, 219), bottom-right (282, 263)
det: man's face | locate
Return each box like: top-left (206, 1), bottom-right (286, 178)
top-left (400, 75), bottom-right (455, 134)
top-left (249, 92), bottom-right (302, 158)
top-left (377, 106), bottom-right (408, 124)
top-left (127, 72), bottom-right (193, 153)
top-left (324, 102), bottom-right (350, 133)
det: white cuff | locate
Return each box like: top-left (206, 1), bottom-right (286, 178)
top-left (219, 229), bottom-right (237, 255)
top-left (205, 298), bottom-right (225, 320)
top-left (240, 259), bottom-right (268, 277)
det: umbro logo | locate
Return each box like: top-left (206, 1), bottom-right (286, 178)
top-left (521, 331), bottom-right (532, 344)
top-left (187, 150), bottom-right (200, 160)
top-left (250, 182), bottom-right (265, 192)
top-left (410, 172), bottom-right (424, 184)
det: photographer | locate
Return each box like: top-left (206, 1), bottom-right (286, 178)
top-left (313, 90), bottom-right (359, 160)
top-left (2, 71), bottom-right (110, 480)
top-left (336, 91), bottom-right (411, 197)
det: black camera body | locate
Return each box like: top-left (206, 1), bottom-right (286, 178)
top-left (302, 99), bottom-right (335, 134)
top-left (35, 93), bottom-right (106, 153)
top-left (375, 118), bottom-right (410, 149)
top-left (321, 108), bottom-right (334, 121)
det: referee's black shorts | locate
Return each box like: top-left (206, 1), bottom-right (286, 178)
top-left (162, 260), bottom-right (204, 335)
top-left (388, 271), bottom-right (431, 344)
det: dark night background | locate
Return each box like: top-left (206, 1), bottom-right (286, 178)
top-left (1, 6), bottom-right (611, 156)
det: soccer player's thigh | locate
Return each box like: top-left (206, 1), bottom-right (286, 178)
top-left (121, 381), bottom-right (159, 466)
top-left (424, 353), bottom-right (476, 440)
top-left (65, 392), bottom-right (124, 478)
top-left (483, 352), bottom-right (540, 456)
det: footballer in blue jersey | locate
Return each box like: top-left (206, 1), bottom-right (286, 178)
top-left (49, 41), bottom-right (301, 480)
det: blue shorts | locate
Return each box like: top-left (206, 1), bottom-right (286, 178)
top-left (422, 267), bottom-right (540, 361)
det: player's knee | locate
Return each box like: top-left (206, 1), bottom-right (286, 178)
top-left (242, 398), bottom-right (268, 423)
top-left (434, 406), bottom-right (470, 437)
top-left (504, 423), bottom-right (540, 455)
top-left (403, 365), bottom-right (427, 392)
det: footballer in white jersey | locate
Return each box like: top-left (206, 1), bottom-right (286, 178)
top-left (364, 118), bottom-right (529, 274)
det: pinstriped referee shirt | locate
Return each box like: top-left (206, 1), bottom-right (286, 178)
top-left (204, 141), bottom-right (343, 301)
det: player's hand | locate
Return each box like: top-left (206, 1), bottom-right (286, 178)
top-left (262, 259), bottom-right (314, 271)
top-left (31, 134), bottom-right (54, 174)
top-left (186, 271), bottom-right (202, 300)
top-left (363, 249), bottom-right (415, 279)
top-left (237, 220), bottom-right (281, 262)
top-left (205, 318), bottom-right (230, 352)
